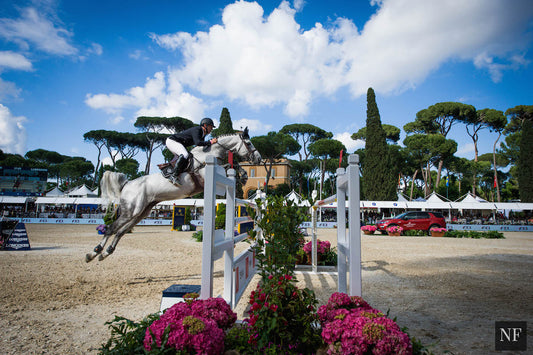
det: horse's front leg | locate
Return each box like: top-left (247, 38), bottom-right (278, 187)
top-left (85, 233), bottom-right (111, 262)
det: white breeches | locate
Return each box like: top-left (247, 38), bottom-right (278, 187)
top-left (166, 138), bottom-right (189, 158)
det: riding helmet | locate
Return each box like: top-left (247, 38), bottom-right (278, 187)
top-left (200, 117), bottom-right (215, 127)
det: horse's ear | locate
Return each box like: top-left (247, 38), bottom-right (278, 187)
top-left (243, 127), bottom-right (249, 139)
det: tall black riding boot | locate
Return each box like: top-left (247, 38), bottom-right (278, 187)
top-left (170, 155), bottom-right (188, 184)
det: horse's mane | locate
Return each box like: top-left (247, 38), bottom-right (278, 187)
top-left (190, 132), bottom-right (244, 154)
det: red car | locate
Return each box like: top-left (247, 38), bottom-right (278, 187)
top-left (376, 211), bottom-right (446, 235)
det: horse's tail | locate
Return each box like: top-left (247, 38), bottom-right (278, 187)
top-left (100, 171), bottom-right (128, 203)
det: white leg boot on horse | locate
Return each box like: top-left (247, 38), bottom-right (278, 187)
top-left (85, 127), bottom-right (262, 262)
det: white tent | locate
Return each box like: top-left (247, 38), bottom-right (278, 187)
top-left (285, 190), bottom-right (311, 207)
top-left (45, 187), bottom-right (64, 197)
top-left (459, 192), bottom-right (488, 203)
top-left (67, 185), bottom-right (97, 197)
top-left (426, 191), bottom-right (450, 202)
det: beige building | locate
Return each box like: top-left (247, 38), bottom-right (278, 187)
top-left (239, 159), bottom-right (291, 198)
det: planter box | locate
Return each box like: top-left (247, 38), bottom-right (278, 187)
top-left (388, 232), bottom-right (401, 237)
top-left (431, 231), bottom-right (445, 237)
top-left (363, 231), bottom-right (375, 235)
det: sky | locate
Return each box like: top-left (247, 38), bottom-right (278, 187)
top-left (1, 0), bottom-right (532, 171)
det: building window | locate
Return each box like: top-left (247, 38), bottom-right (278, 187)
top-left (250, 168), bottom-right (255, 177)
top-left (271, 168), bottom-right (276, 177)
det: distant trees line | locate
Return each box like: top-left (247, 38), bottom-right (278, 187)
top-left (1, 96), bottom-right (531, 202)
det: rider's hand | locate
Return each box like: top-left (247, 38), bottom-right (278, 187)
top-left (210, 138), bottom-right (217, 144)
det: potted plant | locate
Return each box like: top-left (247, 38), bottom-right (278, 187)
top-left (386, 225), bottom-right (403, 236)
top-left (361, 225), bottom-right (377, 235)
top-left (303, 239), bottom-right (331, 264)
top-left (430, 227), bottom-right (447, 237)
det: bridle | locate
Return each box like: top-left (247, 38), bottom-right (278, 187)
top-left (216, 133), bottom-right (258, 163)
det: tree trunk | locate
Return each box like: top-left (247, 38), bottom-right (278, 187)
top-left (493, 132), bottom-right (502, 202)
top-left (435, 160), bottom-right (443, 190)
top-left (410, 169), bottom-right (418, 201)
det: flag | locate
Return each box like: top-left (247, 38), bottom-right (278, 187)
top-left (398, 173), bottom-right (401, 187)
top-left (339, 149), bottom-right (343, 168)
top-left (228, 151), bottom-right (233, 168)
top-left (493, 175), bottom-right (497, 188)
top-left (446, 175), bottom-right (449, 187)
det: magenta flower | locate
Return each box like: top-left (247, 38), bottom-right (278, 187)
top-left (144, 297), bottom-right (237, 353)
top-left (319, 293), bottom-right (412, 355)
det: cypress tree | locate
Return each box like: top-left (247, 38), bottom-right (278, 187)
top-left (213, 107), bottom-right (234, 137)
top-left (363, 88), bottom-right (396, 200)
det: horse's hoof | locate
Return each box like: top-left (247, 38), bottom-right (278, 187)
top-left (98, 253), bottom-right (107, 261)
top-left (85, 253), bottom-right (95, 263)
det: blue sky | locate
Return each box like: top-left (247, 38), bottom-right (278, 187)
top-left (1, 0), bottom-right (532, 170)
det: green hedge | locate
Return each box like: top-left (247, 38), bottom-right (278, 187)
top-left (444, 230), bottom-right (505, 239)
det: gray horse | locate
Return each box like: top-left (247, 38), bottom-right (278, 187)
top-left (86, 128), bottom-right (262, 262)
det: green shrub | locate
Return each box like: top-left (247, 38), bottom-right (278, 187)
top-left (99, 313), bottom-right (161, 354)
top-left (192, 230), bottom-right (203, 242)
top-left (403, 229), bottom-right (427, 237)
top-left (215, 203), bottom-right (226, 230)
top-left (445, 230), bottom-right (504, 239)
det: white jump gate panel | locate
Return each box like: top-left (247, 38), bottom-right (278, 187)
top-left (201, 156), bottom-right (259, 309)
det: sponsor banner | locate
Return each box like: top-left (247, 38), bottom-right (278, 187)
top-left (299, 221), bottom-right (337, 228)
top-left (14, 218), bottom-right (172, 226)
top-left (3, 223), bottom-right (31, 250)
top-left (448, 224), bottom-right (533, 232)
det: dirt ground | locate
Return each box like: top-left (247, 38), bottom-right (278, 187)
top-left (0, 224), bottom-right (531, 355)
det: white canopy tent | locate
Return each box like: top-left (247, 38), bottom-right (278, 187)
top-left (67, 184), bottom-right (98, 197)
top-left (45, 187), bottom-right (64, 197)
top-left (285, 190), bottom-right (311, 207)
top-left (0, 196), bottom-right (32, 204)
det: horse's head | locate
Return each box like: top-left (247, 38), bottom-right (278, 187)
top-left (217, 127), bottom-right (262, 165)
top-left (240, 127), bottom-right (262, 164)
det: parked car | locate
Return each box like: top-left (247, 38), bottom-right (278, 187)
top-left (376, 211), bottom-right (446, 235)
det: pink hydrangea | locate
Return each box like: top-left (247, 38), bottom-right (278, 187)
top-left (190, 297), bottom-right (237, 330)
top-left (319, 293), bottom-right (412, 355)
top-left (303, 240), bottom-right (331, 255)
top-left (317, 292), bottom-right (371, 323)
top-left (144, 297), bottom-right (237, 353)
top-left (321, 312), bottom-right (412, 355)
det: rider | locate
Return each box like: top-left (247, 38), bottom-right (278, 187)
top-left (165, 118), bottom-right (218, 180)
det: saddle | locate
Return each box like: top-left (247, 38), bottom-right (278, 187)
top-left (158, 155), bottom-right (179, 179)
top-left (158, 155), bottom-right (197, 186)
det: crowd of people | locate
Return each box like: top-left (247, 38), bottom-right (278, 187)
top-left (2, 202), bottom-right (533, 225)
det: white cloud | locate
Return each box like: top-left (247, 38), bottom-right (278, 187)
top-left (0, 77), bottom-right (22, 100)
top-left (147, 0), bottom-right (532, 117)
top-left (456, 143), bottom-right (475, 158)
top-left (0, 104), bottom-right (26, 154)
top-left (334, 132), bottom-right (364, 153)
top-left (87, 43), bottom-right (103, 56)
top-left (0, 7), bottom-right (77, 56)
top-left (85, 71), bottom-right (206, 123)
top-left (233, 118), bottom-right (272, 134)
top-left (0, 51), bottom-right (33, 71)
